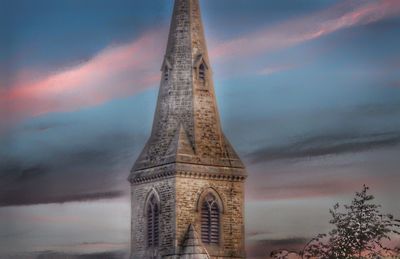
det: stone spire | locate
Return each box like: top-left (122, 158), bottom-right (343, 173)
top-left (130, 0), bottom-right (244, 178)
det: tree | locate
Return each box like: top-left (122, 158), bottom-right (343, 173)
top-left (272, 185), bottom-right (400, 259)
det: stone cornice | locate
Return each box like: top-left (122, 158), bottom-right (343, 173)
top-left (130, 170), bottom-right (246, 184)
top-left (129, 162), bottom-right (247, 184)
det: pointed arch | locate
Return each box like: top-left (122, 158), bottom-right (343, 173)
top-left (194, 54), bottom-right (209, 70)
top-left (196, 187), bottom-right (224, 213)
top-left (196, 188), bottom-right (223, 245)
top-left (161, 56), bottom-right (172, 71)
top-left (161, 57), bottom-right (172, 82)
top-left (144, 189), bottom-right (160, 248)
top-left (144, 188), bottom-right (160, 215)
top-left (194, 54), bottom-right (209, 86)
top-left (200, 193), bottom-right (220, 245)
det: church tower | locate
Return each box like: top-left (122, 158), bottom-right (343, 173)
top-left (129, 0), bottom-right (247, 258)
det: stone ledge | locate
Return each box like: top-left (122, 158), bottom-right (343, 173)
top-left (130, 169), bottom-right (246, 184)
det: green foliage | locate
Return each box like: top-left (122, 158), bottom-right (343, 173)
top-left (272, 185), bottom-right (400, 259)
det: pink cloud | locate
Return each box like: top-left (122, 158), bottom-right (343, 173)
top-left (258, 64), bottom-right (297, 76)
top-left (30, 215), bottom-right (82, 224)
top-left (0, 28), bottom-right (166, 120)
top-left (246, 174), bottom-right (390, 201)
top-left (1, 0), bottom-right (399, 124)
top-left (211, 0), bottom-right (400, 60)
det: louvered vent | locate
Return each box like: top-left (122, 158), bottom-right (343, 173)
top-left (201, 194), bottom-right (220, 244)
top-left (147, 195), bottom-right (159, 247)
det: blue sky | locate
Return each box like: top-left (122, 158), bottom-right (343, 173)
top-left (1, 0), bottom-right (400, 258)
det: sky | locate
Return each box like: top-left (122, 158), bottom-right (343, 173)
top-left (0, 0), bottom-right (400, 258)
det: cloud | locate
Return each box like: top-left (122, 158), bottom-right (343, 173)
top-left (241, 123), bottom-right (400, 202)
top-left (0, 28), bottom-right (166, 121)
top-left (246, 177), bottom-right (387, 201)
top-left (1, 0), bottom-right (398, 127)
top-left (6, 250), bottom-right (128, 259)
top-left (1, 0), bottom-right (400, 208)
top-left (247, 237), bottom-right (307, 259)
top-left (258, 64), bottom-right (297, 76)
top-left (0, 130), bottom-right (138, 207)
top-left (247, 131), bottom-right (400, 164)
top-left (0, 191), bottom-right (125, 207)
top-left (3, 0), bottom-right (399, 124)
top-left (211, 0), bottom-right (400, 60)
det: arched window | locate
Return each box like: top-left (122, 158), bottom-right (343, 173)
top-left (201, 193), bottom-right (220, 244)
top-left (199, 63), bottom-right (206, 83)
top-left (147, 194), bottom-right (159, 247)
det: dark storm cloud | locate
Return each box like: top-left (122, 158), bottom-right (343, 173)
top-left (16, 165), bottom-right (49, 183)
top-left (0, 131), bottom-right (140, 207)
top-left (0, 159), bottom-right (46, 187)
top-left (7, 250), bottom-right (128, 259)
top-left (0, 190), bottom-right (124, 207)
top-left (248, 131), bottom-right (400, 164)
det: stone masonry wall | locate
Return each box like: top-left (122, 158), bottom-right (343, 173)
top-left (175, 176), bottom-right (245, 258)
top-left (130, 170), bottom-right (246, 259)
top-left (130, 177), bottom-right (176, 259)
top-left (145, 0), bottom-right (195, 162)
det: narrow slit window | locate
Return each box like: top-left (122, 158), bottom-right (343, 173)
top-left (164, 67), bottom-right (170, 82)
top-left (201, 193), bottom-right (220, 245)
top-left (147, 194), bottom-right (159, 247)
top-left (199, 63), bottom-right (206, 83)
